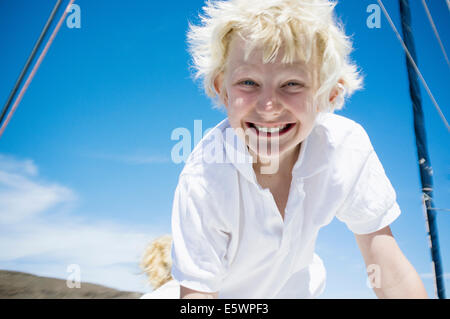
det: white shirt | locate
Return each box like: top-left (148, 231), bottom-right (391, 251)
top-left (140, 280), bottom-right (179, 299)
top-left (170, 112), bottom-right (401, 298)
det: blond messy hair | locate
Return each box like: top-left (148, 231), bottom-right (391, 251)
top-left (140, 234), bottom-right (173, 290)
top-left (187, 0), bottom-right (363, 112)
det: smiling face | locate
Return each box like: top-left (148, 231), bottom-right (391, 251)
top-left (215, 34), bottom-right (320, 166)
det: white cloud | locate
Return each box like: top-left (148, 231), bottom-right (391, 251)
top-left (82, 151), bottom-right (171, 164)
top-left (0, 154), bottom-right (38, 176)
top-left (0, 153), bottom-right (167, 293)
top-left (0, 170), bottom-right (76, 224)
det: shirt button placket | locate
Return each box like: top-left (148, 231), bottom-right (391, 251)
top-left (280, 178), bottom-right (305, 250)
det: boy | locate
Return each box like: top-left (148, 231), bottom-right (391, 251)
top-left (171, 0), bottom-right (427, 298)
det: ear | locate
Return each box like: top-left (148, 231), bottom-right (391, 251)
top-left (213, 72), bottom-right (228, 106)
top-left (329, 79), bottom-right (345, 103)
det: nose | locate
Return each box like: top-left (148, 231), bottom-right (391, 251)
top-left (255, 88), bottom-right (282, 117)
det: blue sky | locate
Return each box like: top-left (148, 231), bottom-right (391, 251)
top-left (0, 0), bottom-right (449, 298)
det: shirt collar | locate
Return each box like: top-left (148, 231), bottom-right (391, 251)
top-left (222, 119), bottom-right (257, 185)
top-left (223, 112), bottom-right (333, 185)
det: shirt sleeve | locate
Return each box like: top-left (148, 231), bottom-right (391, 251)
top-left (335, 132), bottom-right (401, 235)
top-left (170, 173), bottom-right (230, 293)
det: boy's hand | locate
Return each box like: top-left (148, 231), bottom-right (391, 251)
top-left (180, 285), bottom-right (219, 299)
top-left (355, 225), bottom-right (428, 298)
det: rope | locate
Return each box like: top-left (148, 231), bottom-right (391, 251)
top-left (0, 0), bottom-right (76, 139)
top-left (421, 0), bottom-right (450, 68)
top-left (377, 0), bottom-right (450, 132)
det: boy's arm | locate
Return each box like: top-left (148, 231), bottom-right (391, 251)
top-left (354, 225), bottom-right (428, 299)
top-left (180, 285), bottom-right (218, 299)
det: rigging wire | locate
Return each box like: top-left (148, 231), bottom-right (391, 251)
top-left (421, 0), bottom-right (450, 68)
top-left (377, 0), bottom-right (450, 132)
top-left (0, 0), bottom-right (76, 139)
top-left (0, 0), bottom-right (62, 128)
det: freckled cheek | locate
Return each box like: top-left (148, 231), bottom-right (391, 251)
top-left (281, 94), bottom-right (315, 116)
top-left (228, 92), bottom-right (256, 114)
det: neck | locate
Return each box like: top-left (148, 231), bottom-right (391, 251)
top-left (250, 143), bottom-right (301, 178)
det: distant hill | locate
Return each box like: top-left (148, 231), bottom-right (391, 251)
top-left (0, 270), bottom-right (143, 299)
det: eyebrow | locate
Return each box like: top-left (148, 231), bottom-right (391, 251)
top-left (230, 62), bottom-right (310, 77)
top-left (233, 61), bottom-right (307, 68)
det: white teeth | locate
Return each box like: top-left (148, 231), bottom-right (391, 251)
top-left (253, 124), bottom-right (288, 133)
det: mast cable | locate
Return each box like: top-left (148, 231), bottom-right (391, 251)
top-left (421, 0), bottom-right (450, 68)
top-left (377, 0), bottom-right (450, 131)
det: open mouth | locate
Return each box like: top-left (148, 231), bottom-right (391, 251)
top-left (245, 122), bottom-right (296, 137)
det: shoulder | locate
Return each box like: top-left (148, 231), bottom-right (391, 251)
top-left (172, 121), bottom-right (238, 237)
top-left (177, 118), bottom-right (239, 198)
top-left (314, 112), bottom-right (373, 153)
top-left (182, 119), bottom-right (229, 174)
top-left (310, 113), bottom-right (377, 192)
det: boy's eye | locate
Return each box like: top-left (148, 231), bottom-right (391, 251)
top-left (283, 82), bottom-right (303, 87)
top-left (239, 80), bottom-right (257, 86)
